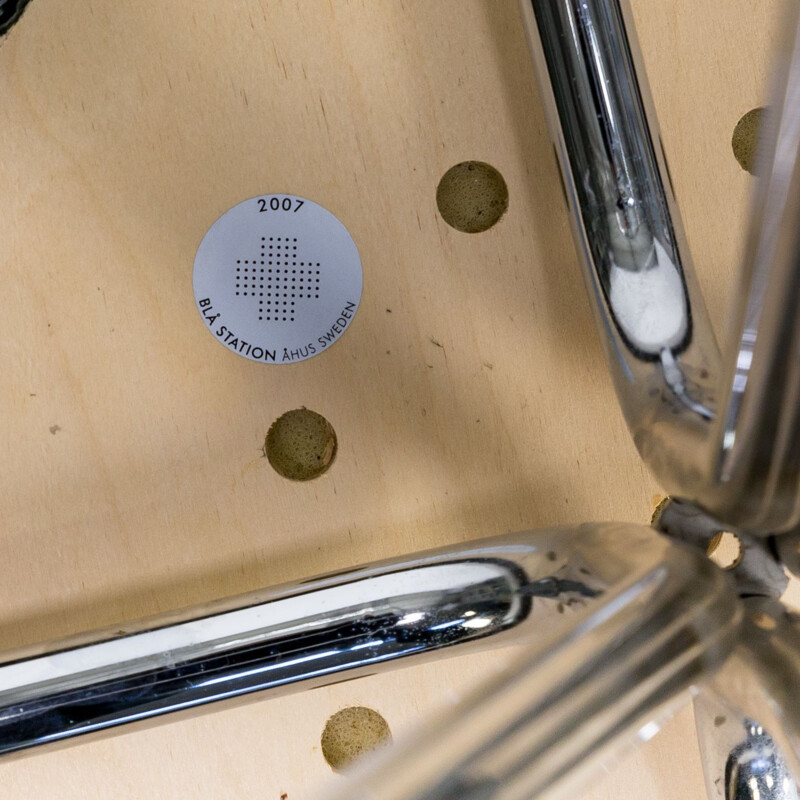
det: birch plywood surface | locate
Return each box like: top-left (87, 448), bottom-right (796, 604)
top-left (0, 0), bottom-right (783, 797)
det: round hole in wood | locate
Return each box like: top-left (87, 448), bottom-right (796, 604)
top-left (732, 107), bottom-right (765, 175)
top-left (650, 495), bottom-right (670, 526)
top-left (752, 611), bottom-right (777, 631)
top-left (321, 706), bottom-right (392, 772)
top-left (436, 161), bottom-right (509, 233)
top-left (265, 408), bottom-right (337, 481)
top-left (707, 531), bottom-right (743, 570)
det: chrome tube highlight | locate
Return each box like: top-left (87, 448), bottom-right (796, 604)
top-left (329, 526), bottom-right (740, 800)
top-left (694, 599), bottom-right (800, 800)
top-left (714, 5), bottom-right (800, 531)
top-left (519, 0), bottom-right (800, 533)
top-left (0, 523), bottom-right (708, 759)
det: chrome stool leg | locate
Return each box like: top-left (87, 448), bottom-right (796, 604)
top-left (332, 0), bottom-right (800, 796)
top-left (328, 525), bottom-right (738, 800)
top-left (2, 2), bottom-right (799, 799)
top-left (0, 523), bottom-right (733, 760)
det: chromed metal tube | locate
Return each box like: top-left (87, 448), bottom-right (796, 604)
top-left (715, 714), bottom-right (796, 800)
top-left (694, 703), bottom-right (799, 800)
top-left (329, 525), bottom-right (740, 800)
top-left (519, 0), bottom-right (722, 498)
top-left (518, 0), bottom-right (800, 533)
top-left (0, 523), bottom-right (717, 760)
top-left (714, 4), bottom-right (800, 531)
top-left (694, 599), bottom-right (800, 800)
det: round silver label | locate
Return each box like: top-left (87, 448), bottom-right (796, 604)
top-left (193, 194), bottom-right (362, 364)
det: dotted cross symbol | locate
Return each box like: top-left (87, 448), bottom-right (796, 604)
top-left (234, 236), bottom-right (322, 323)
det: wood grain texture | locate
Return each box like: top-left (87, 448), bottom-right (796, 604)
top-left (0, 0), bottom-right (787, 796)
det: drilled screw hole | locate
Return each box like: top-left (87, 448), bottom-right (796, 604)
top-left (264, 409), bottom-right (337, 481)
top-left (732, 107), bottom-right (766, 175)
top-left (650, 495), bottom-right (670, 526)
top-left (321, 707), bottom-right (392, 772)
top-left (436, 161), bottom-right (509, 233)
top-left (752, 611), bottom-right (777, 631)
top-left (707, 531), bottom-right (743, 570)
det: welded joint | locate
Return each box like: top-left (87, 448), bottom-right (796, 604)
top-left (653, 498), bottom-right (790, 599)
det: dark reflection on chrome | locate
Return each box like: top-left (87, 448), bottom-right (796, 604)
top-left (2, 538), bottom-right (605, 758)
top-left (726, 720), bottom-right (799, 800)
top-left (0, 0), bottom-right (33, 36)
top-left (520, 0), bottom-right (800, 531)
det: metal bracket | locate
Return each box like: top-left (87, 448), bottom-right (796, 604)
top-left (653, 498), bottom-right (790, 600)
